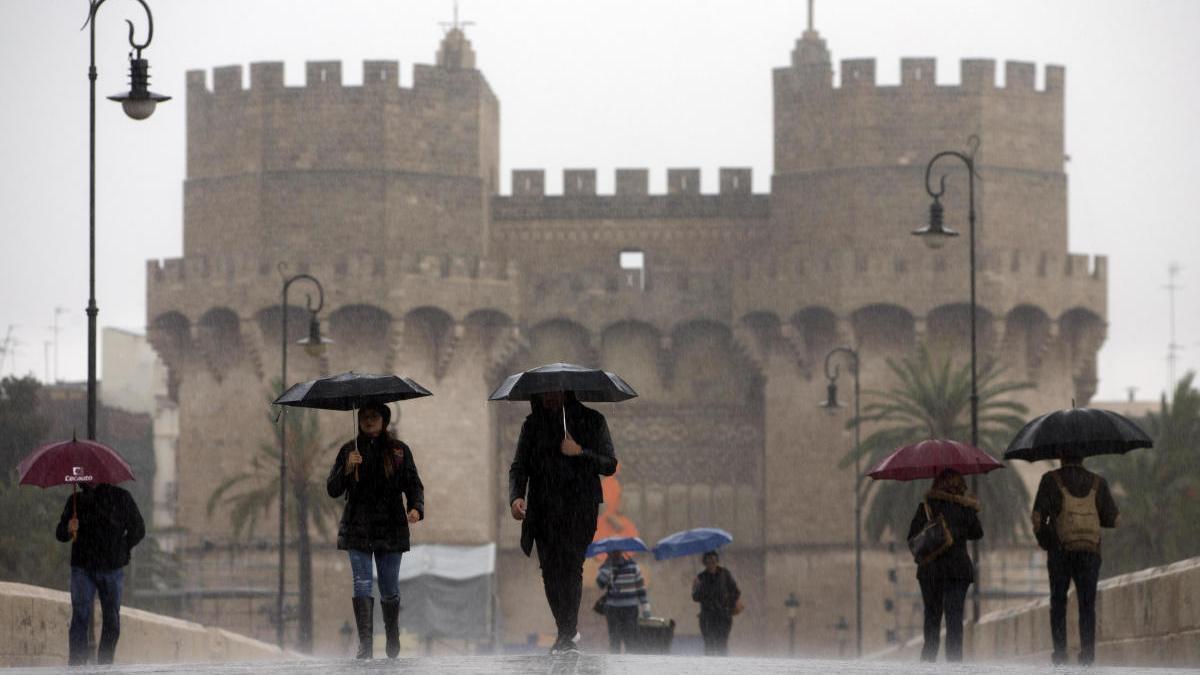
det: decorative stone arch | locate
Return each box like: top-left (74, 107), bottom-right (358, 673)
top-left (1059, 307), bottom-right (1106, 405)
top-left (401, 306), bottom-right (457, 378)
top-left (736, 311), bottom-right (782, 371)
top-left (196, 307), bottom-right (243, 380)
top-left (925, 303), bottom-right (996, 357)
top-left (670, 319), bottom-right (758, 404)
top-left (148, 311), bottom-right (191, 401)
top-left (790, 307), bottom-right (838, 375)
top-left (525, 318), bottom-right (595, 369)
top-left (600, 320), bottom-right (664, 399)
top-left (850, 303), bottom-right (915, 357)
top-left (462, 309), bottom-right (518, 384)
top-left (1004, 304), bottom-right (1053, 375)
top-left (255, 304), bottom-right (313, 346)
top-left (328, 304), bottom-right (392, 373)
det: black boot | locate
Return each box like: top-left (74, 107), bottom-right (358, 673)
top-left (381, 598), bottom-right (401, 658)
top-left (352, 596), bottom-right (373, 659)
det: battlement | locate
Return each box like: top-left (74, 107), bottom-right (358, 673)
top-left (508, 168), bottom-right (755, 198)
top-left (496, 168), bottom-right (765, 221)
top-left (780, 57), bottom-right (1063, 94)
top-left (186, 59), bottom-right (481, 96)
top-left (147, 252), bottom-right (518, 290)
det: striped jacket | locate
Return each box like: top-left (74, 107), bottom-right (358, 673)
top-left (596, 557), bottom-right (648, 608)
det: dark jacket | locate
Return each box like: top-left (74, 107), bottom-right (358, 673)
top-left (55, 484), bottom-right (145, 571)
top-left (907, 490), bottom-right (983, 582)
top-left (692, 566), bottom-right (740, 618)
top-left (327, 433), bottom-right (424, 553)
top-left (1032, 465), bottom-right (1119, 552)
top-left (508, 399), bottom-right (618, 557)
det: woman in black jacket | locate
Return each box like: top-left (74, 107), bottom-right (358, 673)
top-left (907, 468), bottom-right (983, 662)
top-left (327, 402), bottom-right (424, 659)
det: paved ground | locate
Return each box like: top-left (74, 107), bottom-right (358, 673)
top-left (9, 655), bottom-right (1200, 675)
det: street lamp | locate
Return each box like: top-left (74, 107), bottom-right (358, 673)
top-left (820, 346), bottom-right (861, 658)
top-left (784, 592), bottom-right (800, 657)
top-left (83, 0), bottom-right (170, 440)
top-left (913, 135), bottom-right (982, 622)
top-left (277, 269), bottom-right (328, 648)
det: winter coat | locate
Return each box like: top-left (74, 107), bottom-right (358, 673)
top-left (692, 566), bottom-right (740, 619)
top-left (327, 432), bottom-right (424, 553)
top-left (1032, 465), bottom-right (1119, 553)
top-left (508, 399), bottom-right (618, 557)
top-left (55, 483), bottom-right (145, 571)
top-left (907, 490), bottom-right (983, 583)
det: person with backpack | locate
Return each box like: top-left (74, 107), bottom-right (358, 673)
top-left (1031, 447), bottom-right (1119, 666)
top-left (906, 468), bottom-right (983, 662)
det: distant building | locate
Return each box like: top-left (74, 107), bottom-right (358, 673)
top-left (146, 19), bottom-right (1106, 654)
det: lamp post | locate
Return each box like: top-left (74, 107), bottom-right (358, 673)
top-left (784, 591), bottom-right (800, 657)
top-left (912, 135), bottom-right (982, 622)
top-left (820, 346), bottom-right (861, 657)
top-left (277, 270), bottom-right (327, 648)
top-left (83, 0), bottom-right (170, 440)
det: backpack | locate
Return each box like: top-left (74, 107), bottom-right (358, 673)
top-left (1052, 472), bottom-right (1101, 553)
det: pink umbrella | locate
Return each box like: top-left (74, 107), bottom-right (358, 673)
top-left (18, 435), bottom-right (135, 540)
top-left (866, 439), bottom-right (1003, 482)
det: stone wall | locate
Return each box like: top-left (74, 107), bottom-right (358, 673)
top-left (875, 557), bottom-right (1200, 667)
top-left (0, 581), bottom-right (287, 667)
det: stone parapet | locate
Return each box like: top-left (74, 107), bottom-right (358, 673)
top-left (0, 581), bottom-right (289, 667)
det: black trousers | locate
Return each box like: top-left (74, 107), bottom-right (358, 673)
top-left (605, 605), bottom-right (639, 654)
top-left (1048, 550), bottom-right (1102, 665)
top-left (534, 505), bottom-right (597, 642)
top-left (698, 611), bottom-right (732, 656)
top-left (917, 577), bottom-right (970, 662)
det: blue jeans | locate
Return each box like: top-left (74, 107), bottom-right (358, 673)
top-left (348, 550), bottom-right (401, 601)
top-left (69, 567), bottom-right (124, 666)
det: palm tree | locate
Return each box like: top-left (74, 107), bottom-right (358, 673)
top-left (207, 382), bottom-right (341, 652)
top-left (1097, 372), bottom-right (1200, 575)
top-left (840, 346), bottom-right (1034, 546)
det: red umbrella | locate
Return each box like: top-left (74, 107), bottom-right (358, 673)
top-left (866, 439), bottom-right (1004, 482)
top-left (18, 435), bottom-right (135, 540)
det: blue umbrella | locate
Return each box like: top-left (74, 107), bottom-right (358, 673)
top-left (652, 528), bottom-right (733, 561)
top-left (586, 536), bottom-right (648, 559)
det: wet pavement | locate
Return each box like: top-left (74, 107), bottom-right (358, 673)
top-left (9, 655), bottom-right (1200, 675)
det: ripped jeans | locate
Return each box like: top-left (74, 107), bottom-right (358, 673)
top-left (348, 550), bottom-right (402, 602)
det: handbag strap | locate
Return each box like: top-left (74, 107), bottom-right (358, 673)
top-left (922, 500), bottom-right (933, 521)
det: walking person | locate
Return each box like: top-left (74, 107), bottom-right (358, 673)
top-left (596, 551), bottom-right (651, 653)
top-left (691, 550), bottom-right (741, 656)
top-left (55, 481), bottom-right (145, 666)
top-left (509, 390), bottom-right (618, 655)
top-left (1031, 447), bottom-right (1119, 666)
top-left (327, 403), bottom-right (424, 660)
top-left (907, 468), bottom-right (982, 663)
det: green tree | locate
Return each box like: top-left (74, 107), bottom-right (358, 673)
top-left (0, 375), bottom-right (51, 475)
top-left (1096, 372), bottom-right (1200, 575)
top-left (0, 479), bottom-right (71, 587)
top-left (206, 383), bottom-right (340, 653)
top-left (841, 346), bottom-right (1034, 545)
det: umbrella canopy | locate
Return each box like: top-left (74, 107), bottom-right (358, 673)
top-left (652, 528), bottom-right (733, 561)
top-left (273, 371), bottom-right (433, 410)
top-left (586, 536), bottom-right (649, 559)
top-left (1003, 407), bottom-right (1153, 462)
top-left (18, 436), bottom-right (135, 488)
top-left (487, 362), bottom-right (638, 402)
top-left (866, 439), bottom-right (1005, 481)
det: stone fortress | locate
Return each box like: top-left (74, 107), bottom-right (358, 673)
top-left (145, 13), bottom-right (1106, 655)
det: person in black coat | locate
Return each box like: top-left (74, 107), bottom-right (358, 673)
top-left (508, 391), bottom-right (617, 654)
top-left (55, 482), bottom-right (145, 666)
top-left (691, 550), bottom-right (741, 656)
top-left (907, 468), bottom-right (983, 662)
top-left (327, 402), bottom-right (424, 659)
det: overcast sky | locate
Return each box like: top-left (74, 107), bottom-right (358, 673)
top-left (1, 0), bottom-right (1197, 402)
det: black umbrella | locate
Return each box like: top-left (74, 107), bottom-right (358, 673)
top-left (1003, 406), bottom-right (1153, 462)
top-left (487, 362), bottom-right (638, 402)
top-left (273, 371), bottom-right (433, 410)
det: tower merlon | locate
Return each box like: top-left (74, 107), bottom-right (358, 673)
top-left (213, 64), bottom-right (244, 94)
top-left (564, 169), bottom-right (598, 196)
top-left (185, 60), bottom-right (484, 96)
top-left (1005, 61), bottom-right (1036, 90)
top-left (720, 168), bottom-right (752, 195)
top-left (960, 59), bottom-right (995, 91)
top-left (250, 62), bottom-right (284, 90)
top-left (306, 61), bottom-right (343, 87)
top-left (615, 169), bottom-right (649, 196)
top-left (668, 168), bottom-right (701, 195)
top-left (782, 57), bottom-right (1064, 95)
top-left (512, 170), bottom-right (545, 197)
top-left (901, 58), bottom-right (936, 87)
top-left (840, 59), bottom-right (876, 87)
top-left (364, 60), bottom-right (400, 87)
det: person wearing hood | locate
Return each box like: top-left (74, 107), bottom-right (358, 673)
top-left (906, 468), bottom-right (983, 663)
top-left (508, 390), bottom-right (618, 655)
top-left (327, 402), bottom-right (424, 659)
top-left (55, 481), bottom-right (145, 665)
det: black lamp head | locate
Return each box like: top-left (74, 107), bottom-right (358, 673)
top-left (108, 56), bottom-right (170, 120)
top-left (911, 198), bottom-right (959, 250)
